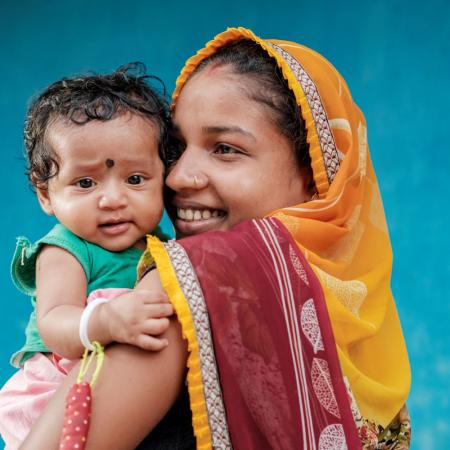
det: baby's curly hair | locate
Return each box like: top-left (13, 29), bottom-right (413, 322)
top-left (24, 62), bottom-right (169, 189)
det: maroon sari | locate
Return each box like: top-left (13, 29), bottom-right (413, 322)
top-left (147, 218), bottom-right (360, 449)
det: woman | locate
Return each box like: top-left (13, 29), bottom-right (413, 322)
top-left (21, 27), bottom-right (411, 449)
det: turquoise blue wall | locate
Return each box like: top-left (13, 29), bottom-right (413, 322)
top-left (1, 1), bottom-right (448, 448)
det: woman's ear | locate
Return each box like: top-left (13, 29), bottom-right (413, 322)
top-left (36, 186), bottom-right (54, 216)
top-left (302, 167), bottom-right (317, 199)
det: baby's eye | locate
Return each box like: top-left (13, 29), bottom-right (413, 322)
top-left (127, 175), bottom-right (144, 185)
top-left (76, 178), bottom-right (95, 189)
top-left (214, 144), bottom-right (240, 155)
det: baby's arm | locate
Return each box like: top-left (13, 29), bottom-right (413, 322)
top-left (21, 270), bottom-right (187, 450)
top-left (37, 246), bottom-right (173, 359)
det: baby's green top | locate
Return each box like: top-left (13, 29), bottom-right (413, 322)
top-left (10, 223), bottom-right (143, 368)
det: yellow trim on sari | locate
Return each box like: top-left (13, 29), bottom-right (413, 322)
top-left (146, 236), bottom-right (213, 450)
top-left (172, 27), bottom-right (411, 427)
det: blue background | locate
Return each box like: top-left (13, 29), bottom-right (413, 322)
top-left (1, 1), bottom-right (449, 448)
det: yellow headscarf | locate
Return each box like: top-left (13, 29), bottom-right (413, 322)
top-left (172, 27), bottom-right (411, 427)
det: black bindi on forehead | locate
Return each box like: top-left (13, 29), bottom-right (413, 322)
top-left (105, 159), bottom-right (115, 168)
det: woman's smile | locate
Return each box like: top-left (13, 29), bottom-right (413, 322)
top-left (177, 207), bottom-right (224, 221)
top-left (174, 205), bottom-right (227, 236)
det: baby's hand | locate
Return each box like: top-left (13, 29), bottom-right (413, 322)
top-left (100, 289), bottom-right (174, 351)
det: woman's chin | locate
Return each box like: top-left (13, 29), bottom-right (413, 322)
top-left (175, 215), bottom-right (227, 237)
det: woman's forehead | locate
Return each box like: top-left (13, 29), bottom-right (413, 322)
top-left (174, 68), bottom-right (264, 121)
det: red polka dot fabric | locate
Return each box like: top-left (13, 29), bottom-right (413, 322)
top-left (59, 382), bottom-right (92, 449)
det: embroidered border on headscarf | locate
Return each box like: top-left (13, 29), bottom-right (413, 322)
top-left (267, 42), bottom-right (341, 184)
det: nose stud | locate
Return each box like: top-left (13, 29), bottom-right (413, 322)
top-left (193, 175), bottom-right (199, 187)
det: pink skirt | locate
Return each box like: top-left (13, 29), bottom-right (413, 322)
top-left (0, 353), bottom-right (76, 449)
top-left (0, 287), bottom-right (130, 449)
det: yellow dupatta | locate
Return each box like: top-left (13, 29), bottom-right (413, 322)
top-left (172, 27), bottom-right (411, 428)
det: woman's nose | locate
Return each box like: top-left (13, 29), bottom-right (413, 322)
top-left (166, 149), bottom-right (207, 192)
top-left (98, 184), bottom-right (127, 210)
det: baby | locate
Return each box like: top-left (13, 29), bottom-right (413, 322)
top-left (0, 63), bottom-right (173, 449)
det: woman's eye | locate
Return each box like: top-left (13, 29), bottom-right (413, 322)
top-left (76, 178), bottom-right (94, 188)
top-left (127, 175), bottom-right (144, 185)
top-left (214, 144), bottom-right (240, 155)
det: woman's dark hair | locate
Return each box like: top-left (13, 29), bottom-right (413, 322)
top-left (24, 62), bottom-right (169, 189)
top-left (172, 39), bottom-right (312, 183)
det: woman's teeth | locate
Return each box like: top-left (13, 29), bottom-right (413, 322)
top-left (177, 208), bottom-right (221, 221)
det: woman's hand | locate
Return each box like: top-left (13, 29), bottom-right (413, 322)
top-left (93, 288), bottom-right (174, 351)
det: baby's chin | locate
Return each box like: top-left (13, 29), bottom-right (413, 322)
top-left (79, 232), bottom-right (145, 253)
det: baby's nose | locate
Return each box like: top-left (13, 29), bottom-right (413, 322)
top-left (98, 187), bottom-right (127, 210)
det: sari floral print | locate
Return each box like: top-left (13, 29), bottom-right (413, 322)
top-left (146, 219), bottom-right (362, 449)
top-left (141, 27), bottom-right (411, 449)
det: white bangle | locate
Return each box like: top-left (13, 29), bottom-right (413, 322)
top-left (79, 298), bottom-right (108, 351)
